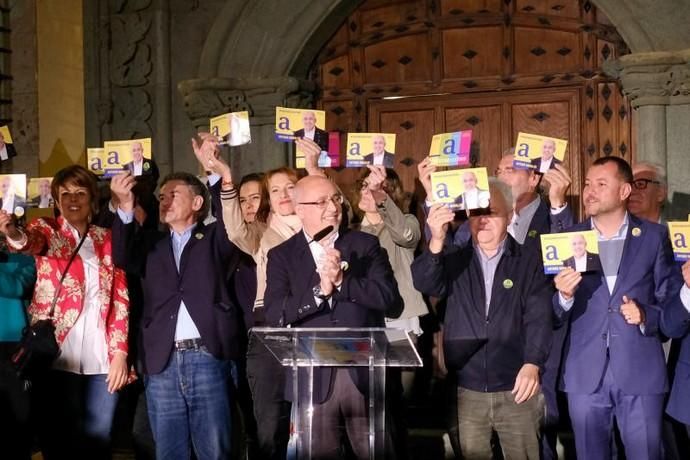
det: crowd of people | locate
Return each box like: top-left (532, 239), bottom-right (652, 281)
top-left (0, 132), bottom-right (689, 460)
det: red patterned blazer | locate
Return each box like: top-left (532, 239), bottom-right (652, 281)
top-left (19, 217), bottom-right (129, 362)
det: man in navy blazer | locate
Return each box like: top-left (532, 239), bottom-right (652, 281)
top-left (110, 136), bottom-right (242, 460)
top-left (264, 175), bottom-right (402, 459)
top-left (553, 156), bottom-right (683, 460)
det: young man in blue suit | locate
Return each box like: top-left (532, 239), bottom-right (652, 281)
top-left (264, 175), bottom-right (403, 459)
top-left (553, 156), bottom-right (683, 460)
top-left (110, 134), bottom-right (242, 460)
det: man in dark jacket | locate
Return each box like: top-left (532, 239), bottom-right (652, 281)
top-left (412, 178), bottom-right (553, 459)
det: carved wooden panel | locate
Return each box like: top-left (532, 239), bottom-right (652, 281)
top-left (442, 27), bottom-right (503, 79)
top-left (359, 1), bottom-right (426, 34)
top-left (513, 27), bottom-right (581, 75)
top-left (313, 0), bottom-right (634, 220)
top-left (377, 108), bottom-right (437, 195)
top-left (363, 33), bottom-right (432, 85)
top-left (440, 0), bottom-right (503, 15)
top-left (515, 0), bottom-right (580, 18)
top-left (321, 54), bottom-right (352, 89)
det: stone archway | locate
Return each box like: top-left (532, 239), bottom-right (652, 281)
top-left (179, 0), bottom-right (690, 212)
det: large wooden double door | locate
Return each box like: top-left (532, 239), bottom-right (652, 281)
top-left (312, 0), bottom-right (635, 217)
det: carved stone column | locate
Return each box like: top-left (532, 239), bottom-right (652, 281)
top-left (606, 49), bottom-right (690, 216)
top-left (178, 76), bottom-right (316, 175)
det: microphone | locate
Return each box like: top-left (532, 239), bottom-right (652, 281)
top-left (308, 225), bottom-right (334, 244)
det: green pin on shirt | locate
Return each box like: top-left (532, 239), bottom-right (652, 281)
top-left (503, 279), bottom-right (514, 289)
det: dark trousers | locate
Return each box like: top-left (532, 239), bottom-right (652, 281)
top-left (567, 361), bottom-right (664, 460)
top-left (0, 343), bottom-right (31, 460)
top-left (246, 334), bottom-right (291, 460)
top-left (311, 368), bottom-right (370, 460)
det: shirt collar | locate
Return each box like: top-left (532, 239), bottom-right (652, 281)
top-left (591, 212), bottom-right (629, 240)
top-left (170, 223), bottom-right (196, 239)
top-left (515, 195), bottom-right (541, 218)
top-left (476, 236), bottom-right (507, 262)
top-left (302, 228), bottom-right (339, 246)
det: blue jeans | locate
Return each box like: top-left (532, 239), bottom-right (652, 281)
top-left (145, 348), bottom-right (234, 460)
top-left (33, 370), bottom-right (119, 459)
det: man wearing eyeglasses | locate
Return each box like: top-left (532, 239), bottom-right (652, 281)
top-left (628, 162), bottom-right (667, 224)
top-left (264, 175), bottom-right (403, 458)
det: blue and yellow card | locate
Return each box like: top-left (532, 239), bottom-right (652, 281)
top-left (429, 131), bottom-right (472, 167)
top-left (429, 167), bottom-right (489, 211)
top-left (0, 173), bottom-right (27, 216)
top-left (27, 177), bottom-right (53, 209)
top-left (345, 133), bottom-right (396, 168)
top-left (513, 132), bottom-right (568, 172)
top-left (668, 222), bottom-right (690, 261)
top-left (540, 230), bottom-right (601, 274)
top-left (100, 138), bottom-right (153, 177)
top-left (210, 111), bottom-right (251, 147)
top-left (275, 107), bottom-right (326, 142)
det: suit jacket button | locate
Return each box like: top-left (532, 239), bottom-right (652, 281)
top-left (298, 308), bottom-right (303, 314)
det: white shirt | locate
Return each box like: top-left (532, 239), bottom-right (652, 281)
top-left (0, 145), bottom-right (8, 161)
top-left (372, 152), bottom-right (385, 166)
top-left (303, 128), bottom-right (316, 140)
top-left (539, 157), bottom-right (553, 173)
top-left (38, 195), bottom-right (52, 208)
top-left (573, 254), bottom-right (587, 272)
top-left (132, 160), bottom-right (143, 176)
top-left (1, 192), bottom-right (15, 213)
top-left (304, 230), bottom-right (339, 306)
top-left (53, 224), bottom-right (110, 375)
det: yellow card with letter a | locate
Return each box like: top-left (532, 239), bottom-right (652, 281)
top-left (345, 133), bottom-right (396, 168)
top-left (429, 167), bottom-right (489, 211)
top-left (210, 111), bottom-right (251, 147)
top-left (513, 132), bottom-right (568, 173)
top-left (274, 107), bottom-right (326, 142)
top-left (668, 222), bottom-right (690, 261)
top-left (540, 230), bottom-right (600, 275)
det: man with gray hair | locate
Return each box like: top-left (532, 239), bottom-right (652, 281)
top-left (412, 178), bottom-right (553, 459)
top-left (629, 161), bottom-right (667, 223)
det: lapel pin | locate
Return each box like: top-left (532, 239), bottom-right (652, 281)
top-left (528, 229), bottom-right (538, 238)
top-left (632, 227), bottom-right (641, 237)
top-left (194, 232), bottom-right (204, 240)
top-left (143, 162), bottom-right (150, 171)
top-left (340, 261), bottom-right (349, 272)
top-left (503, 279), bottom-right (513, 289)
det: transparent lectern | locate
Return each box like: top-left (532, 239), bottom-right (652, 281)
top-left (252, 327), bottom-right (423, 460)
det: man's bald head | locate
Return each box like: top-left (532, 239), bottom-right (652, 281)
top-left (293, 175), bottom-right (342, 238)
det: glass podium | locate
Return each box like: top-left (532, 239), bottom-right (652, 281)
top-left (252, 327), bottom-right (423, 460)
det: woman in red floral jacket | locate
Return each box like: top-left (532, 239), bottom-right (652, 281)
top-left (0, 165), bottom-right (129, 460)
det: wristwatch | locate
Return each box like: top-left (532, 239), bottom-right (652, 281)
top-left (312, 284), bottom-right (331, 301)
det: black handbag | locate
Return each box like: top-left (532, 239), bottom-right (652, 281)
top-left (11, 232), bottom-right (88, 380)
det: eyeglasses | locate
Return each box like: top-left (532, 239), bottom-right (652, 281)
top-left (495, 167), bottom-right (515, 176)
top-left (632, 178), bottom-right (661, 190)
top-left (298, 193), bottom-right (344, 209)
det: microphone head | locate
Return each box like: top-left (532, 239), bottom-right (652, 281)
top-left (313, 225), bottom-right (334, 242)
